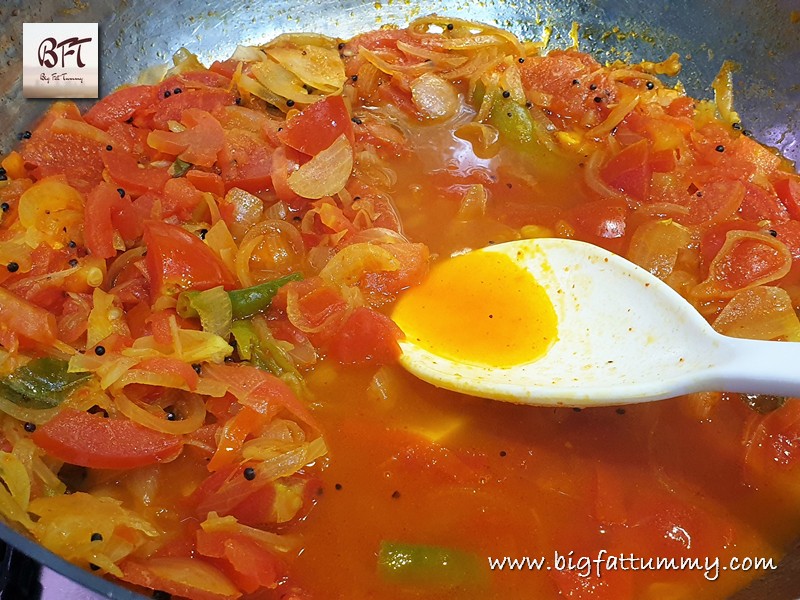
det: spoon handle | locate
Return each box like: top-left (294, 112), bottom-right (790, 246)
top-left (707, 334), bottom-right (800, 397)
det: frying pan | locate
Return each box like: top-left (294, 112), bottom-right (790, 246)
top-left (0, 0), bottom-right (798, 598)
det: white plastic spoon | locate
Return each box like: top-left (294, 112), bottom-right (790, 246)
top-left (393, 238), bottom-right (800, 407)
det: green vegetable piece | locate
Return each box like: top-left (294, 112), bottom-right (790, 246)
top-left (378, 541), bottom-right (484, 589)
top-left (489, 97), bottom-right (536, 148)
top-left (0, 358), bottom-right (91, 409)
top-left (178, 274), bottom-right (302, 323)
top-left (229, 273), bottom-right (302, 319)
top-left (176, 286), bottom-right (232, 337)
top-left (169, 158), bottom-right (192, 178)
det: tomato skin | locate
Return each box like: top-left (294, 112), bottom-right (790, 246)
top-left (328, 307), bottom-right (402, 365)
top-left (278, 96), bottom-right (354, 155)
top-left (84, 183), bottom-right (119, 259)
top-left (32, 409), bottom-right (183, 469)
top-left (83, 85), bottom-right (158, 130)
top-left (143, 221), bottom-right (236, 295)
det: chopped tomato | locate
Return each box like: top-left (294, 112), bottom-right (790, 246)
top-left (207, 407), bottom-right (270, 472)
top-left (186, 170), bottom-right (225, 196)
top-left (739, 182), bottom-right (789, 223)
top-left (195, 529), bottom-right (285, 593)
top-left (32, 409), bottom-right (183, 469)
top-left (0, 287), bottom-right (59, 348)
top-left (152, 88), bottom-right (236, 130)
top-left (120, 557), bottom-right (242, 600)
top-left (147, 109), bottom-right (226, 167)
top-left (218, 130), bottom-right (275, 194)
top-left (202, 363), bottom-right (316, 429)
top-left (601, 139), bottom-right (651, 202)
top-left (278, 96), bottom-right (354, 156)
top-left (568, 198), bottom-right (629, 252)
top-left (328, 307), bottom-right (402, 365)
top-left (775, 175), bottom-right (800, 220)
top-left (143, 221), bottom-right (236, 295)
top-left (102, 149), bottom-right (170, 195)
top-left (134, 357), bottom-right (200, 391)
top-left (84, 183), bottom-right (120, 259)
top-left (21, 131), bottom-right (105, 192)
top-left (83, 85), bottom-right (158, 130)
top-left (699, 220), bottom-right (760, 274)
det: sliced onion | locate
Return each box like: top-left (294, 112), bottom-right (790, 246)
top-left (266, 45), bottom-right (345, 94)
top-left (114, 391), bottom-right (206, 435)
top-left (411, 73), bottom-right (460, 120)
top-left (235, 219), bottom-right (305, 287)
top-left (713, 287), bottom-right (800, 341)
top-left (627, 219), bottom-right (692, 281)
top-left (287, 134), bottom-right (353, 199)
top-left (319, 242), bottom-right (400, 289)
top-left (251, 60), bottom-right (322, 106)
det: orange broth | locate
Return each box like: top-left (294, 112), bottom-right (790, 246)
top-left (1, 15), bottom-right (800, 600)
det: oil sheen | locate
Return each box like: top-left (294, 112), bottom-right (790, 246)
top-left (392, 249), bottom-right (558, 367)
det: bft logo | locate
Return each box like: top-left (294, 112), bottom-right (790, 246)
top-left (23, 23), bottom-right (99, 99)
top-left (37, 36), bottom-right (93, 69)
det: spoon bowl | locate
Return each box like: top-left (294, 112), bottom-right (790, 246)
top-left (395, 238), bottom-right (800, 406)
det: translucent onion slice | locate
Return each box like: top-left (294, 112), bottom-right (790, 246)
top-left (114, 391), bottom-right (206, 435)
top-left (266, 45), bottom-right (346, 94)
top-left (713, 286), bottom-right (800, 341)
top-left (287, 134), bottom-right (353, 200)
top-left (411, 73), bottom-right (460, 120)
top-left (250, 60), bottom-right (323, 106)
top-left (627, 219), bottom-right (693, 280)
top-left (319, 242), bottom-right (400, 289)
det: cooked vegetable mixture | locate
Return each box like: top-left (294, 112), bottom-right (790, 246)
top-left (1, 15), bottom-right (800, 600)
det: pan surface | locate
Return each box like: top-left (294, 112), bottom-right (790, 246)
top-left (0, 0), bottom-right (797, 598)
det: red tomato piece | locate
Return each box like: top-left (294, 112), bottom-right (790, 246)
top-left (21, 131), bottom-right (105, 193)
top-left (328, 307), bottom-right (402, 365)
top-left (195, 529), bottom-right (285, 594)
top-left (147, 109), bottom-right (226, 167)
top-left (102, 149), bottom-right (170, 196)
top-left (775, 175), bottom-right (800, 220)
top-left (120, 558), bottom-right (242, 600)
top-left (134, 357), bottom-right (200, 391)
top-left (152, 88), bottom-right (236, 130)
top-left (699, 220), bottom-right (760, 274)
top-left (739, 182), bottom-right (790, 223)
top-left (568, 198), bottom-right (629, 252)
top-left (142, 221), bottom-right (236, 295)
top-left (84, 183), bottom-right (119, 259)
top-left (601, 139), bottom-right (651, 202)
top-left (278, 96), bottom-right (354, 156)
top-left (83, 85), bottom-right (158, 130)
top-left (0, 287), bottom-right (59, 348)
top-left (162, 177), bottom-right (205, 222)
top-left (203, 363), bottom-right (317, 430)
top-left (186, 170), bottom-right (225, 197)
top-left (32, 409), bottom-right (183, 469)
